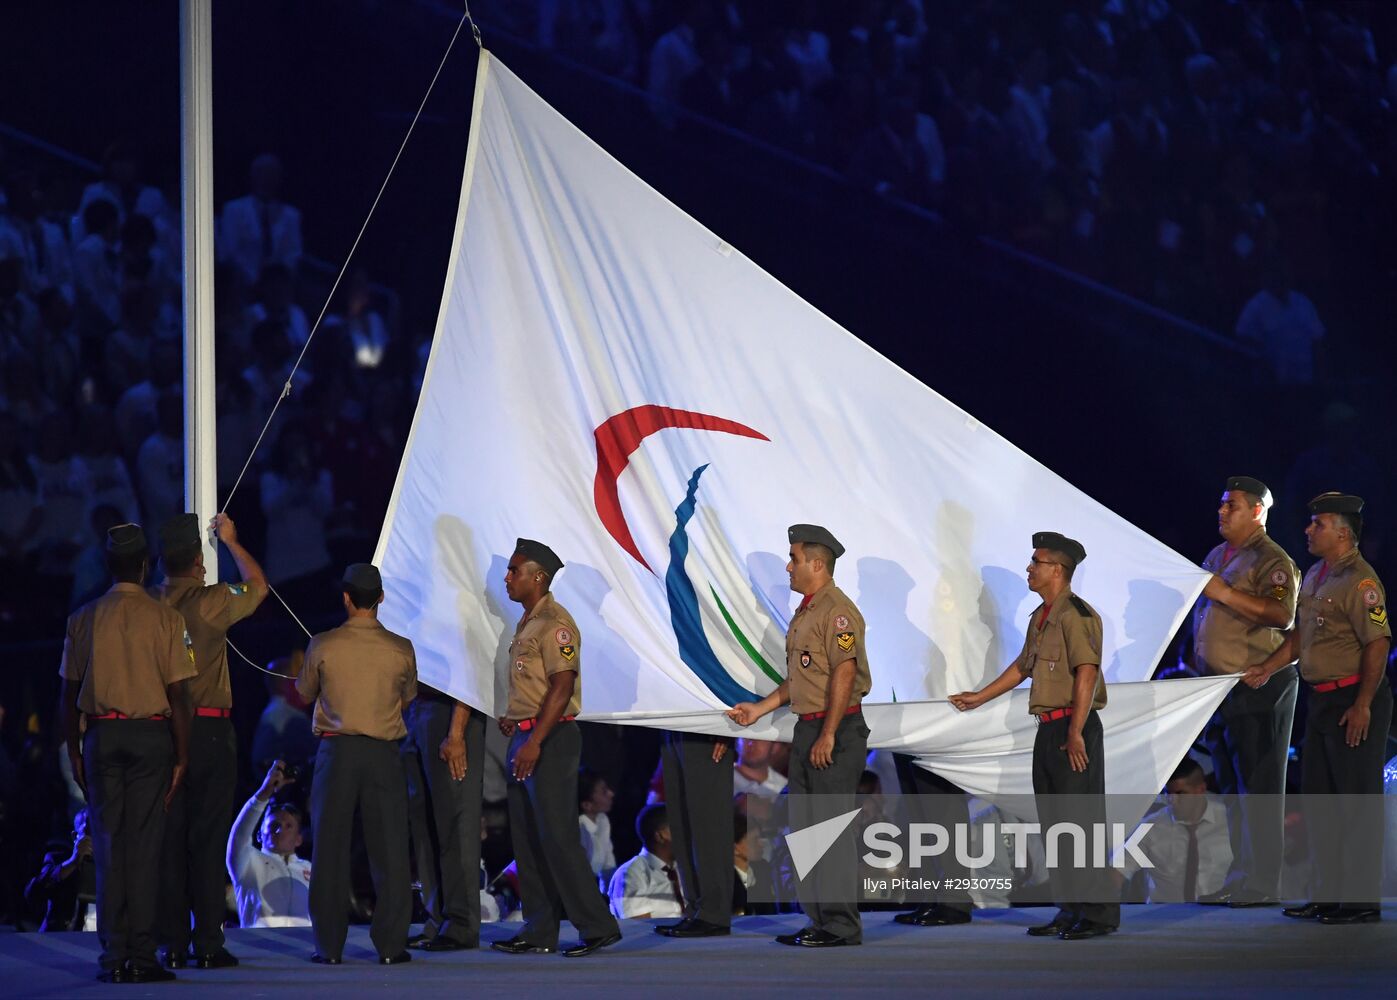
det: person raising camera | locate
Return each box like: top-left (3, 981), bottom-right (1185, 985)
top-left (226, 760), bottom-right (311, 928)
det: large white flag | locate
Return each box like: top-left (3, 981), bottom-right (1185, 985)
top-left (375, 53), bottom-right (1226, 796)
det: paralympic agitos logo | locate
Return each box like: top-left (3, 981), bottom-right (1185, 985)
top-left (592, 404), bottom-right (783, 705)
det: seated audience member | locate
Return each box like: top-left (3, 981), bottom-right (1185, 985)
top-left (607, 804), bottom-right (684, 920)
top-left (578, 767), bottom-right (617, 884)
top-left (227, 761), bottom-right (311, 927)
top-left (25, 808), bottom-right (96, 931)
top-left (732, 813), bottom-right (776, 916)
top-left (733, 737), bottom-right (788, 800)
top-left (1119, 758), bottom-right (1232, 903)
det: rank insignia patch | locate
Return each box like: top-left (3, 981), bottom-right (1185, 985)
top-left (1370, 606), bottom-right (1388, 628)
top-left (1271, 586), bottom-right (1286, 600)
top-left (559, 644), bottom-right (576, 661)
top-left (836, 631), bottom-right (856, 652)
top-left (800, 651), bottom-right (812, 669)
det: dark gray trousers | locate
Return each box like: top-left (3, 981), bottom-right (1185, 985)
top-left (661, 730), bottom-right (734, 925)
top-left (1205, 665), bottom-right (1297, 897)
top-left (309, 735), bottom-right (411, 960)
top-left (894, 753), bottom-right (973, 913)
top-left (789, 712), bottom-right (869, 942)
top-left (85, 720), bottom-right (172, 973)
top-left (507, 723), bottom-right (618, 948)
top-left (159, 715), bottom-right (237, 956)
top-left (1301, 679), bottom-right (1392, 909)
top-left (1032, 711), bottom-right (1119, 928)
top-left (401, 700), bottom-right (486, 945)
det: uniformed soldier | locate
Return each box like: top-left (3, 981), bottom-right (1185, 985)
top-left (59, 524), bottom-right (196, 983)
top-left (949, 532), bottom-right (1118, 940)
top-left (296, 563), bottom-right (418, 964)
top-left (653, 730), bottom-right (734, 938)
top-left (1192, 476), bottom-right (1299, 906)
top-left (728, 524), bottom-right (872, 948)
top-left (401, 684), bottom-right (487, 951)
top-left (153, 512), bottom-right (269, 968)
top-left (491, 539), bottom-right (622, 958)
top-left (1244, 493), bottom-right (1392, 924)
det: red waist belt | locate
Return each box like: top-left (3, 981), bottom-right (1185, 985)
top-left (797, 704), bottom-right (861, 722)
top-left (1311, 673), bottom-right (1361, 693)
top-left (90, 711), bottom-right (166, 721)
top-left (1037, 707), bottom-right (1073, 723)
top-left (517, 715), bottom-right (575, 732)
top-left (195, 707), bottom-right (232, 718)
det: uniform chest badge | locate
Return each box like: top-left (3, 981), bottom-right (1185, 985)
top-left (514, 659), bottom-right (526, 672)
top-left (800, 651), bottom-right (812, 669)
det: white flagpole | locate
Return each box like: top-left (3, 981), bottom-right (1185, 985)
top-left (179, 0), bottom-right (218, 571)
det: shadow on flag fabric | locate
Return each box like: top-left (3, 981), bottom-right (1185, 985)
top-left (374, 51), bottom-right (1232, 799)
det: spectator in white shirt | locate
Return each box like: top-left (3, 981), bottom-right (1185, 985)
top-left (733, 738), bottom-right (788, 800)
top-left (607, 804), bottom-right (685, 920)
top-left (1235, 260), bottom-right (1326, 386)
top-left (218, 154), bottom-right (304, 286)
top-left (227, 761), bottom-right (312, 928)
top-left (578, 767), bottom-right (617, 884)
top-left (1118, 758), bottom-right (1232, 903)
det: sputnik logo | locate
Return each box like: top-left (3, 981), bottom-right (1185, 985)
top-left (592, 405), bottom-right (784, 704)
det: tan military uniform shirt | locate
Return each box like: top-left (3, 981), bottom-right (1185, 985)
top-left (1015, 590), bottom-right (1107, 715)
top-left (59, 583), bottom-right (197, 717)
top-left (506, 592), bottom-right (582, 720)
top-left (1194, 529), bottom-right (1299, 674)
top-left (1296, 549), bottom-right (1391, 683)
top-left (785, 583), bottom-right (872, 716)
top-left (151, 577), bottom-right (263, 709)
top-left (297, 617), bottom-right (418, 740)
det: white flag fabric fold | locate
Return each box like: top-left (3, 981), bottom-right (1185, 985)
top-left (374, 51), bottom-right (1215, 792)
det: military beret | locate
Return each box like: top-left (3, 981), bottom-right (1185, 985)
top-left (1032, 531), bottom-right (1087, 567)
top-left (106, 523), bottom-right (148, 556)
top-left (788, 524), bottom-right (845, 559)
top-left (1308, 492), bottom-right (1363, 515)
top-left (514, 538), bottom-right (564, 577)
top-left (159, 513), bottom-right (201, 552)
top-left (341, 563), bottom-right (382, 592)
top-left (1225, 476), bottom-right (1272, 508)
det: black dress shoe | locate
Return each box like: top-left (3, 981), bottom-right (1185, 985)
top-left (160, 949), bottom-right (187, 969)
top-left (796, 929), bottom-right (857, 948)
top-left (562, 931), bottom-right (623, 957)
top-left (1058, 919), bottom-right (1115, 940)
top-left (1282, 902), bottom-right (1335, 920)
top-left (127, 964), bottom-right (177, 983)
top-left (898, 905), bottom-right (970, 927)
top-left (406, 932), bottom-right (430, 947)
top-left (655, 917), bottom-right (730, 938)
top-left (418, 936), bottom-right (475, 951)
top-left (310, 953), bottom-right (342, 965)
top-left (775, 926), bottom-right (818, 946)
top-left (95, 967), bottom-right (128, 984)
top-left (1227, 889), bottom-right (1278, 908)
top-left (1196, 888), bottom-right (1232, 905)
top-left (379, 951), bottom-right (413, 965)
top-left (491, 936), bottom-right (555, 955)
top-left (193, 948), bottom-right (240, 969)
top-left (1318, 908), bottom-right (1381, 925)
top-left (1027, 913), bottom-right (1074, 937)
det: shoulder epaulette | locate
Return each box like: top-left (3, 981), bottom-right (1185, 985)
top-left (1068, 594), bottom-right (1093, 618)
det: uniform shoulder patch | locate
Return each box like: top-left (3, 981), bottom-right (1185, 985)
top-left (554, 626), bottom-right (574, 645)
top-left (836, 631), bottom-right (856, 653)
top-left (1357, 578), bottom-right (1377, 592)
top-left (1362, 588), bottom-right (1380, 607)
top-left (182, 630), bottom-right (195, 665)
top-left (832, 614), bottom-right (850, 631)
top-left (1270, 569), bottom-right (1288, 586)
top-left (227, 582), bottom-right (249, 596)
top-left (1068, 594), bottom-right (1093, 618)
top-left (1369, 606), bottom-right (1388, 628)
top-left (559, 644), bottom-right (577, 661)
